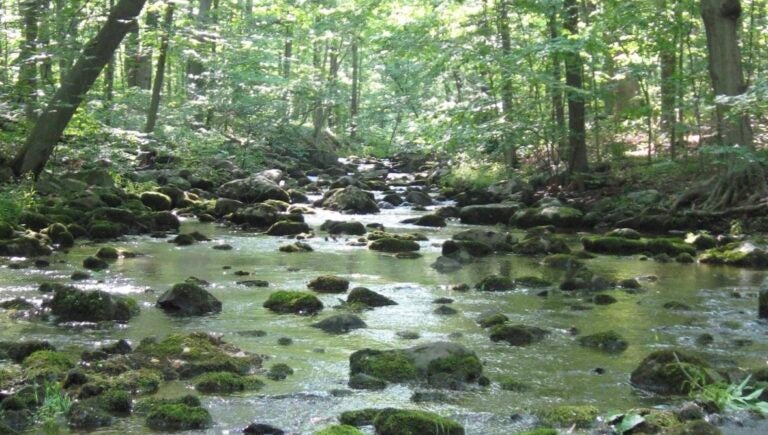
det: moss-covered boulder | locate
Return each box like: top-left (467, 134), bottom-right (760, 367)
top-left (583, 236), bottom-right (695, 257)
top-left (140, 192), bottom-right (172, 211)
top-left (266, 363), bottom-right (294, 381)
top-left (512, 230), bottom-right (570, 255)
top-left (113, 369), bottom-right (163, 395)
top-left (156, 283), bottom-right (221, 317)
top-left (88, 221), bottom-right (125, 239)
top-left (135, 333), bottom-right (257, 379)
top-left (50, 286), bottom-right (138, 323)
top-left (83, 256), bottom-right (109, 270)
top-left (350, 342), bottom-right (482, 389)
top-left (630, 350), bottom-right (720, 395)
top-left (217, 175), bottom-right (290, 204)
top-left (401, 214), bottom-right (447, 227)
top-left (339, 408), bottom-right (382, 427)
top-left (320, 220), bottom-right (367, 235)
top-left (317, 186), bottom-right (380, 214)
top-left (144, 396), bottom-right (212, 431)
top-left (477, 313), bottom-right (509, 329)
top-left (373, 409), bottom-right (465, 435)
top-left (536, 405), bottom-right (598, 428)
top-left (194, 371), bottom-right (264, 394)
top-left (0, 341), bottom-right (55, 363)
top-left (95, 247), bottom-right (119, 259)
top-left (312, 314), bottom-right (367, 334)
top-left (308, 275), bottom-right (350, 293)
top-left (452, 229), bottom-right (517, 251)
top-left (699, 242), bottom-right (768, 268)
top-left (265, 221), bottom-right (310, 236)
top-left (67, 400), bottom-right (113, 430)
top-left (578, 331), bottom-right (628, 353)
top-left (230, 204), bottom-right (280, 228)
top-left (369, 238), bottom-right (420, 253)
top-left (46, 223), bottom-right (74, 247)
top-left (0, 236), bottom-right (53, 257)
top-left (243, 422), bottom-right (286, 434)
top-left (152, 211), bottom-right (180, 231)
top-left (512, 206), bottom-right (584, 229)
top-left (19, 211), bottom-right (50, 231)
top-left (489, 324), bottom-right (548, 346)
top-left (263, 291), bottom-right (323, 315)
top-left (475, 275), bottom-right (515, 292)
top-left (22, 350), bottom-right (74, 380)
top-left (442, 240), bottom-right (493, 258)
top-left (346, 287), bottom-right (396, 308)
top-left (459, 203), bottom-right (518, 225)
top-left (314, 425), bottom-right (363, 435)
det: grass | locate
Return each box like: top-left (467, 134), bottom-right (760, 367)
top-left (36, 381), bottom-right (72, 434)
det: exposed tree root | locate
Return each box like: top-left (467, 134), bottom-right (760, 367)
top-left (674, 162), bottom-right (767, 214)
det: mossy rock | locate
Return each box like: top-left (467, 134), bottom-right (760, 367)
top-left (0, 222), bottom-right (15, 239)
top-left (0, 298), bottom-right (34, 310)
top-left (88, 221), bottom-right (125, 239)
top-left (668, 420), bottom-right (722, 435)
top-left (516, 429), bottom-right (558, 435)
top-left (263, 291), bottom-right (323, 315)
top-left (194, 371), bottom-right (264, 394)
top-left (156, 283), bottom-right (222, 316)
top-left (67, 399), bottom-right (113, 429)
top-left (698, 243), bottom-right (768, 268)
top-left (314, 425), bottom-right (363, 435)
top-left (46, 223), bottom-right (74, 247)
top-left (490, 324), bottom-right (548, 346)
top-left (536, 405), bottom-right (598, 428)
top-left (145, 398), bottom-right (212, 431)
top-left (541, 254), bottom-right (583, 269)
top-left (83, 256), bottom-right (109, 270)
top-left (265, 221), bottom-right (310, 236)
top-left (266, 363), bottom-right (294, 381)
top-left (349, 349), bottom-right (418, 382)
top-left (369, 238), bottom-right (420, 253)
top-left (477, 313), bottom-right (509, 329)
top-left (498, 377), bottom-right (529, 392)
top-left (50, 286), bottom-right (138, 323)
top-left (96, 247), bottom-right (119, 259)
top-left (475, 275), bottom-right (515, 292)
top-left (348, 373), bottom-right (387, 390)
top-left (0, 340), bottom-right (55, 363)
top-left (22, 350), bottom-right (74, 380)
top-left (102, 389), bottom-right (132, 413)
top-left (339, 408), bottom-right (382, 427)
top-left (578, 330), bottom-right (628, 353)
top-left (279, 242), bottom-right (313, 252)
top-left (515, 276), bottom-right (552, 288)
top-left (19, 212), bottom-right (50, 231)
top-left (346, 287), bottom-right (396, 308)
top-left (373, 409), bottom-right (465, 435)
top-left (308, 275), bottom-right (350, 293)
top-left (582, 236), bottom-right (695, 257)
top-left (140, 192), bottom-right (172, 211)
top-left (152, 211), bottom-right (180, 231)
top-left (135, 333), bottom-right (254, 379)
top-left (630, 350), bottom-right (720, 395)
top-left (113, 369), bottom-right (163, 395)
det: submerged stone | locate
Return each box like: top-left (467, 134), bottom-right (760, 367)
top-left (263, 291), bottom-right (323, 315)
top-left (156, 283), bottom-right (222, 316)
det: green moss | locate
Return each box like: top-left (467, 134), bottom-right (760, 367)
top-left (536, 405), bottom-right (599, 428)
top-left (88, 221), bottom-right (125, 239)
top-left (313, 424), bottom-right (363, 435)
top-left (475, 275), bottom-right (515, 292)
top-left (427, 354), bottom-right (482, 384)
top-left (0, 222), bottom-right (14, 239)
top-left (339, 408), bottom-right (382, 426)
top-left (267, 363), bottom-right (294, 381)
top-left (349, 349), bottom-right (418, 382)
top-left (541, 254), bottom-right (582, 269)
top-left (477, 313), bottom-right (509, 329)
top-left (583, 236), bottom-right (695, 257)
top-left (514, 276), bottom-right (552, 288)
top-left (516, 429), bottom-right (558, 435)
top-left (489, 324), bottom-right (548, 346)
top-left (308, 275), bottom-right (350, 293)
top-left (368, 238), bottom-right (420, 253)
top-left (22, 350), bottom-right (74, 380)
top-left (373, 409), bottom-right (465, 435)
top-left (699, 243), bottom-right (768, 268)
top-left (630, 350), bottom-right (719, 395)
top-left (102, 389), bottom-right (132, 413)
top-left (145, 402), bottom-right (212, 431)
top-left (498, 377), bottom-right (529, 392)
top-left (263, 291), bottom-right (324, 315)
top-left (135, 333), bottom-right (252, 379)
top-left (50, 286), bottom-right (137, 323)
top-left (96, 247), bottom-right (119, 259)
top-left (577, 330), bottom-right (628, 353)
top-left (113, 369), bottom-right (163, 395)
top-left (140, 192), bottom-right (172, 211)
top-left (194, 371), bottom-right (264, 394)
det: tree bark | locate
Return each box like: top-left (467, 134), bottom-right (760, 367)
top-left (12, 0), bottom-right (147, 176)
top-left (548, 7), bottom-right (567, 163)
top-left (700, 0), bottom-right (753, 147)
top-left (17, 0), bottom-right (41, 121)
top-left (497, 0), bottom-right (516, 167)
top-left (564, 0), bottom-right (587, 174)
top-left (145, 4), bottom-right (174, 133)
top-left (350, 39), bottom-right (359, 139)
top-left (659, 0), bottom-right (678, 157)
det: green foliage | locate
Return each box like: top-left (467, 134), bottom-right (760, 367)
top-left (0, 176), bottom-right (38, 224)
top-left (442, 156), bottom-right (509, 190)
top-left (36, 381), bottom-right (72, 434)
top-left (691, 375), bottom-right (768, 414)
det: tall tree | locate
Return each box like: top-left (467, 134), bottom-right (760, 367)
top-left (563, 0), bottom-right (587, 174)
top-left (16, 0), bottom-right (41, 121)
top-left (496, 0), bottom-right (516, 167)
top-left (145, 3), bottom-right (174, 133)
top-left (12, 0), bottom-right (148, 176)
top-left (700, 0), bottom-right (753, 147)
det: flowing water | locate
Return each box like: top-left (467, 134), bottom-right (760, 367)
top-left (2, 193), bottom-right (768, 434)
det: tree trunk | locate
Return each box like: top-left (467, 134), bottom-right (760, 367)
top-left (12, 0), bottom-right (147, 176)
top-left (659, 0), bottom-right (678, 157)
top-left (548, 7), bottom-right (567, 163)
top-left (700, 0), bottom-right (753, 147)
top-left (39, 0), bottom-right (54, 87)
top-left (564, 0), bottom-right (587, 174)
top-left (104, 0), bottom-right (116, 126)
top-left (350, 39), bottom-right (359, 139)
top-left (145, 4), bottom-right (174, 133)
top-left (497, 0), bottom-right (516, 167)
top-left (125, 9), bottom-right (153, 89)
top-left (187, 0), bottom-right (212, 106)
top-left (17, 0), bottom-right (41, 121)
